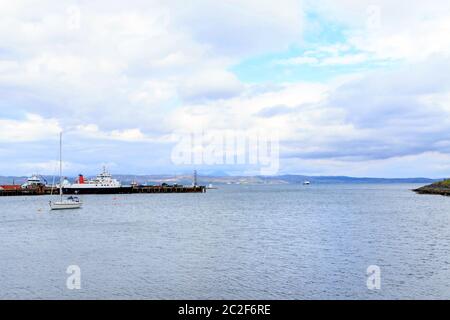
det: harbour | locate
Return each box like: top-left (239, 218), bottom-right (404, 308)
top-left (0, 185), bottom-right (206, 196)
top-left (0, 169), bottom-right (206, 197)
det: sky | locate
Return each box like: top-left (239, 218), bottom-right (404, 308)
top-left (1, 0), bottom-right (450, 178)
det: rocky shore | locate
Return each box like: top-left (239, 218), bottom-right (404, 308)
top-left (414, 180), bottom-right (450, 196)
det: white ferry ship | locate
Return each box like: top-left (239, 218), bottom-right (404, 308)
top-left (62, 167), bottom-right (131, 194)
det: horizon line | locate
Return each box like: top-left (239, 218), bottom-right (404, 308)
top-left (0, 173), bottom-right (442, 180)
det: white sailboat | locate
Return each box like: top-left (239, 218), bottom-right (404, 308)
top-left (49, 132), bottom-right (82, 210)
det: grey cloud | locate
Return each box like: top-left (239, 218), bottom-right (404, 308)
top-left (256, 105), bottom-right (293, 118)
top-left (173, 0), bottom-right (304, 57)
top-left (281, 56), bottom-right (450, 162)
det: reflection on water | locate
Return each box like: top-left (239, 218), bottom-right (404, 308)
top-left (1, 184), bottom-right (450, 299)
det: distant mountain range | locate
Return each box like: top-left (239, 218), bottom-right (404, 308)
top-left (0, 174), bottom-right (439, 186)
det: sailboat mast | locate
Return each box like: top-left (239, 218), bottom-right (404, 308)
top-left (59, 132), bottom-right (63, 200)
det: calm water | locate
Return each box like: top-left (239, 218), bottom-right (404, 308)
top-left (1, 184), bottom-right (450, 300)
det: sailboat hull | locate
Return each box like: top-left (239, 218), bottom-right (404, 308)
top-left (49, 201), bottom-right (82, 210)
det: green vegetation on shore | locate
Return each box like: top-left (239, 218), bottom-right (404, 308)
top-left (414, 179), bottom-right (450, 196)
top-left (437, 179), bottom-right (450, 187)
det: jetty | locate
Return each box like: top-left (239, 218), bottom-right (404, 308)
top-left (1, 169), bottom-right (207, 197)
top-left (0, 184), bottom-right (206, 197)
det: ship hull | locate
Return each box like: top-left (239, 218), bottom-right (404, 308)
top-left (62, 187), bottom-right (133, 195)
top-left (50, 202), bottom-right (82, 210)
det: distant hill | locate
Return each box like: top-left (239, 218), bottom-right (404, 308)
top-left (0, 174), bottom-right (437, 186)
top-left (0, 176), bottom-right (28, 185)
top-left (272, 175), bottom-right (437, 184)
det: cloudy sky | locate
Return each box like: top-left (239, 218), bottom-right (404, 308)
top-left (1, 0), bottom-right (450, 178)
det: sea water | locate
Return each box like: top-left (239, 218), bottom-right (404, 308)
top-left (1, 184), bottom-right (450, 299)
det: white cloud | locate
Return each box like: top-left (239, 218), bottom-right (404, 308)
top-left (308, 0), bottom-right (450, 63)
top-left (174, 0), bottom-right (304, 56)
top-left (320, 53), bottom-right (368, 66)
top-left (166, 52), bottom-right (450, 177)
top-left (2, 1), bottom-right (450, 177)
top-left (282, 151), bottom-right (450, 178)
top-left (0, 114), bottom-right (61, 142)
top-left (178, 69), bottom-right (244, 102)
top-left (17, 160), bottom-right (88, 176)
top-left (278, 52), bottom-right (370, 66)
top-left (74, 124), bottom-right (149, 142)
top-left (169, 82), bottom-right (330, 140)
top-left (278, 56), bottom-right (319, 65)
top-left (0, 0), bottom-right (305, 133)
top-left (278, 1), bottom-right (450, 69)
top-left (129, 80), bottom-right (176, 105)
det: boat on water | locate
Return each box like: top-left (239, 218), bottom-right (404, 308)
top-left (303, 180), bottom-right (311, 185)
top-left (62, 167), bottom-right (132, 194)
top-left (50, 133), bottom-right (82, 210)
top-left (22, 175), bottom-right (46, 188)
top-left (50, 196), bottom-right (82, 210)
top-left (1, 175), bottom-right (46, 192)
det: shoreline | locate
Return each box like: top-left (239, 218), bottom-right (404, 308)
top-left (413, 180), bottom-right (450, 196)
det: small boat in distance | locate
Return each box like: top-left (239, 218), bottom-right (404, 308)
top-left (303, 180), bottom-right (311, 185)
top-left (49, 132), bottom-right (82, 210)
